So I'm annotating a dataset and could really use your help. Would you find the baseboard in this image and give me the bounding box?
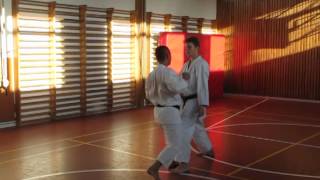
[0,121,16,129]
[224,93,320,104]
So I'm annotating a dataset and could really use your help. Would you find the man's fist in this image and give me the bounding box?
[182,72,190,80]
[199,106,207,120]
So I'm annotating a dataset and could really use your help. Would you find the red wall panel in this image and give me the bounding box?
[159,32,186,73]
[159,32,225,99]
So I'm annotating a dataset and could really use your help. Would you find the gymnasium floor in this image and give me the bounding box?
[0,95,319,180]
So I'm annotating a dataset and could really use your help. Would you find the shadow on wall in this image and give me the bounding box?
[217,0,320,100]
[228,46,320,99]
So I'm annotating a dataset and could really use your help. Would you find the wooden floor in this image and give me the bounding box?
[0,95,320,180]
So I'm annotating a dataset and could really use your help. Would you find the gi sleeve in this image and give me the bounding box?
[196,61,210,106]
[145,74,156,105]
[165,69,188,94]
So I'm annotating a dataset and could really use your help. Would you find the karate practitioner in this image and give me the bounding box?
[145,46,190,180]
[172,37,214,172]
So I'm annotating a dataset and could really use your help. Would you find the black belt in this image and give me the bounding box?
[156,104,180,110]
[182,94,197,106]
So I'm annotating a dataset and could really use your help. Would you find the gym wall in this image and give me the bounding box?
[0,0,218,126]
[217,0,320,100]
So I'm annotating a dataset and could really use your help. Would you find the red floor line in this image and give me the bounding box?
[22,169,221,180]
[224,93,320,104]
[245,111,320,122]
[190,167,249,180]
[0,108,233,156]
[0,126,158,165]
[68,139,248,180]
[233,114,320,125]
[233,115,320,129]
[227,132,320,176]
[196,154,320,179]
[209,129,320,149]
[85,127,158,144]
[207,109,235,116]
[0,120,154,155]
[0,143,83,166]
[207,98,269,129]
[212,122,320,129]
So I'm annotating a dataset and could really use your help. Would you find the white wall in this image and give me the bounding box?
[37,0,217,19]
[146,0,217,19]
[37,0,134,10]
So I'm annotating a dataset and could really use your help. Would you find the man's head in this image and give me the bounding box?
[155,45,171,66]
[185,36,200,58]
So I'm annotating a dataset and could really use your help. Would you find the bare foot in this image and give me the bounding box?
[147,167,161,180]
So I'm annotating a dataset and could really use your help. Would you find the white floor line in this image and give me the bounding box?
[0,126,157,165]
[189,102,320,179]
[203,155,320,179]
[9,95,320,179]
[209,129,320,149]
[0,120,154,155]
[231,113,320,124]
[211,122,320,129]
[191,146,320,179]
[224,93,320,104]
[89,126,157,143]
[258,112,319,122]
[207,98,269,129]
[22,169,219,180]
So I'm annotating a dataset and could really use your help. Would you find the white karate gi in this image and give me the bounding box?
[176,56,212,163]
[145,64,189,168]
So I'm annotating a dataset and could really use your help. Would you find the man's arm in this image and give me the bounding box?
[145,74,156,105]
[145,76,151,100]
[165,69,188,94]
[196,61,210,118]
[196,62,210,107]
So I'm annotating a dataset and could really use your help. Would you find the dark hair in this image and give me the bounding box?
[155,46,170,63]
[186,36,200,48]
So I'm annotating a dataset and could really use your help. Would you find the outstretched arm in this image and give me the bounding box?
[196,62,209,107]
[165,69,188,94]
[145,75,156,105]
[196,62,210,118]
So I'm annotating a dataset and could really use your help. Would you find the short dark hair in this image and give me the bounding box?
[186,36,200,48]
[155,46,170,63]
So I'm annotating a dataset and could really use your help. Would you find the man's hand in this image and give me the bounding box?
[182,72,190,80]
[199,106,207,120]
